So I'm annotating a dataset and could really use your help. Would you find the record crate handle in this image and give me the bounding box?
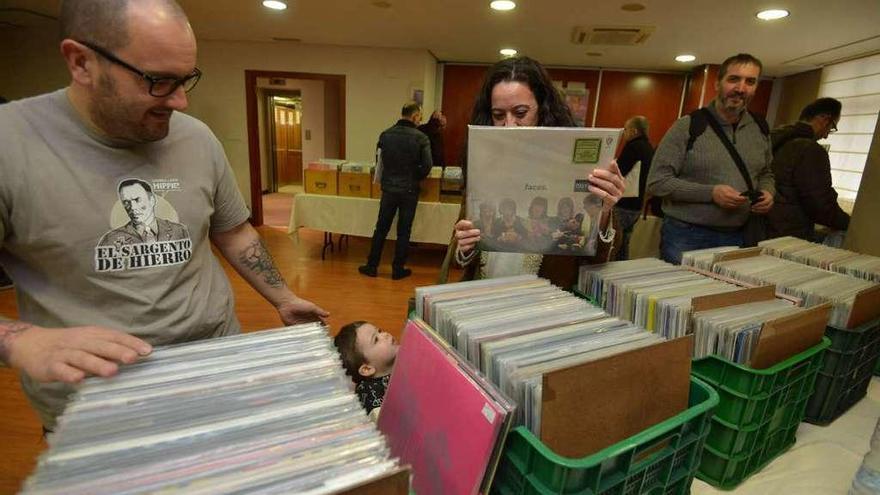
[630,431,681,472]
[778,355,811,381]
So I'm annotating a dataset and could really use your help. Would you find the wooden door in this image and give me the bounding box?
[274,106,303,186]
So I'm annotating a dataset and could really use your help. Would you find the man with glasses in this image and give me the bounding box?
[0,0,328,432]
[767,97,850,241]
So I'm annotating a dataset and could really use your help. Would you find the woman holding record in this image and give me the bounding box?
[440,56,625,288]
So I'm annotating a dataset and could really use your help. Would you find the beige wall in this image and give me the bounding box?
[774,69,822,127]
[0,30,437,210]
[188,40,436,207]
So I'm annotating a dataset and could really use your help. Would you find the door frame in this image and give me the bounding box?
[245,70,346,225]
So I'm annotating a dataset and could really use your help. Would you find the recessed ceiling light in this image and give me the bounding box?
[500,48,518,57]
[621,3,646,11]
[490,1,516,11]
[756,9,790,20]
[262,0,287,10]
[675,54,696,63]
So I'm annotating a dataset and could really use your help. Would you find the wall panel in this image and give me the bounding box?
[594,71,686,146]
[440,64,489,166]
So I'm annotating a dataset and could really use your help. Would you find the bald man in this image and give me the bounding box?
[0,0,328,430]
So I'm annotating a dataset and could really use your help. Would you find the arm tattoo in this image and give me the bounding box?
[238,238,287,289]
[0,321,32,366]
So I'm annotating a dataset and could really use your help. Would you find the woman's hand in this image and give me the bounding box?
[588,160,626,211]
[454,219,481,254]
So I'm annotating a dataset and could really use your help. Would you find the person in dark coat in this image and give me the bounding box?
[418,110,446,168]
[767,97,850,241]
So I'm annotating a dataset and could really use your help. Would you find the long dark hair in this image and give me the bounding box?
[461,57,576,172]
[469,56,575,128]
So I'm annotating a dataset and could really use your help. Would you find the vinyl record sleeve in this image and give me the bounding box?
[466,126,621,256]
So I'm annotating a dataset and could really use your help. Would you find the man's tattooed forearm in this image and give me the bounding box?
[238,239,287,288]
[0,321,33,364]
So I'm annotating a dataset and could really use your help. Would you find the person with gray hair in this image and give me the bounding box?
[767,97,849,240]
[0,0,328,431]
[614,115,657,260]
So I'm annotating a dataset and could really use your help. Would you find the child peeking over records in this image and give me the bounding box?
[333,321,399,421]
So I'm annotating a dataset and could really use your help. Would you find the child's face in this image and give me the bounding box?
[356,323,399,378]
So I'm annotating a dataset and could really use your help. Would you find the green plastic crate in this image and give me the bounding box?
[691,337,830,489]
[805,319,880,424]
[491,377,718,495]
[571,286,600,308]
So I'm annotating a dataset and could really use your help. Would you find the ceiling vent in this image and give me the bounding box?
[571,26,654,46]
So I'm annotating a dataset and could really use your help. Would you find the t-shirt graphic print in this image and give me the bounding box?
[95,177,193,272]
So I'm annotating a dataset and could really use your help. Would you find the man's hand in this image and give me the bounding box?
[712,185,749,209]
[454,219,481,255]
[3,323,151,384]
[277,297,330,326]
[751,190,774,214]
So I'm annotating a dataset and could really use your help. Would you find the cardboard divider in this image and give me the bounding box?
[751,303,831,369]
[334,466,411,495]
[847,285,880,329]
[691,285,776,313]
[713,247,763,263]
[539,336,692,458]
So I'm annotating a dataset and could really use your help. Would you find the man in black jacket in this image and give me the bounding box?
[359,103,432,279]
[614,116,657,260]
[767,97,850,241]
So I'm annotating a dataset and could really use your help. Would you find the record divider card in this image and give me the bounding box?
[691,285,830,369]
[333,467,411,495]
[539,335,692,458]
[847,284,880,328]
[712,247,764,263]
[750,304,831,369]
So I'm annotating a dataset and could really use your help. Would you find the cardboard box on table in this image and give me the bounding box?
[418,167,443,203]
[338,163,374,198]
[304,169,338,195]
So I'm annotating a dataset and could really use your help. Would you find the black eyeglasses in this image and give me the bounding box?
[78,40,202,97]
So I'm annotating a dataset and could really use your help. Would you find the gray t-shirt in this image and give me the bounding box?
[0,89,251,428]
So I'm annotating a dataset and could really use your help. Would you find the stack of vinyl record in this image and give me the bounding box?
[378,318,514,495]
[578,259,742,339]
[760,236,880,283]
[691,299,804,363]
[680,245,741,271]
[712,254,877,328]
[414,275,665,434]
[22,324,400,495]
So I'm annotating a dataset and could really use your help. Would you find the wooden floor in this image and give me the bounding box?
[0,226,458,493]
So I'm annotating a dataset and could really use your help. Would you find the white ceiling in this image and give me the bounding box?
[3,0,880,76]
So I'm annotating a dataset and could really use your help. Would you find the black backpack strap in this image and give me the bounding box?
[748,110,770,137]
[702,108,756,193]
[686,109,708,152]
